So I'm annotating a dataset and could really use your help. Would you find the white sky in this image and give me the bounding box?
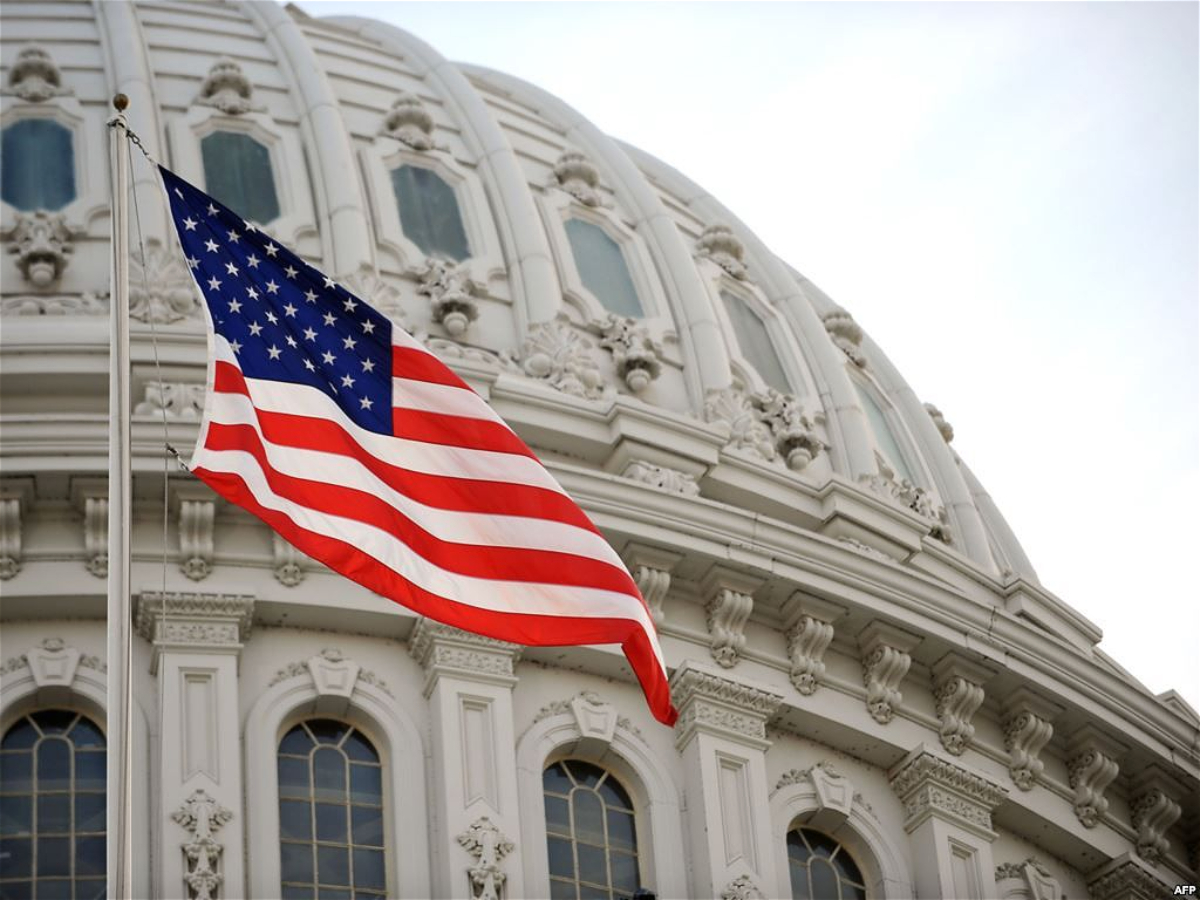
[293,1,1199,711]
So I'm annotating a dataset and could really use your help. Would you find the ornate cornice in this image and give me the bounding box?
[890,746,1008,838]
[1086,852,1170,900]
[670,662,784,751]
[134,591,255,648]
[408,618,521,692]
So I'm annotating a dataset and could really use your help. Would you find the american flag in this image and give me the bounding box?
[160,166,677,725]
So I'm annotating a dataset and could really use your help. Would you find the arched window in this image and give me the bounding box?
[277,719,386,899]
[787,827,866,900]
[722,291,791,393]
[564,218,644,318]
[853,382,916,483]
[543,759,640,900]
[391,164,470,261]
[0,710,106,900]
[1,119,76,211]
[200,130,280,224]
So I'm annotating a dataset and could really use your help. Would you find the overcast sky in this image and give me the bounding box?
[294,1,1199,710]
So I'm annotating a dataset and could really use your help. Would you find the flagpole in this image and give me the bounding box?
[106,92,134,900]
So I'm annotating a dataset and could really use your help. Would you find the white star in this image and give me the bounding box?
[285,265,298,279]
[229,339,242,354]
[245,221,259,233]
[225,261,239,276]
[247,254,260,269]
[207,203,218,216]
[227,230,240,243]
[267,345,282,360]
[303,327,318,342]
[323,276,335,289]
[323,312,337,326]
[207,276,221,291]
[343,297,358,312]
[283,303,298,317]
[204,239,219,253]
[285,334,298,348]
[266,280,279,295]
[265,243,278,257]
[341,374,355,388]
[248,321,264,336]
[173,187,183,199]
[359,396,373,410]
[247,287,259,300]
[342,336,357,350]
[265,311,279,324]
[228,299,242,313]
[182,217,197,231]
[361,358,375,373]
[322,350,336,365]
[186,256,200,270]
[303,358,316,371]
[304,289,317,304]
[361,320,375,334]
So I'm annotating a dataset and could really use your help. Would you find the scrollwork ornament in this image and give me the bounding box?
[130,241,200,324]
[416,257,480,337]
[503,320,608,400]
[590,313,662,392]
[457,817,514,900]
[172,789,233,900]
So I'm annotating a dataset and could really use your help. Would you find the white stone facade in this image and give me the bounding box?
[0,3,1196,898]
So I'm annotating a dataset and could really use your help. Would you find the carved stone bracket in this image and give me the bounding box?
[552,150,606,207]
[994,858,1061,900]
[704,385,825,471]
[82,494,108,578]
[6,211,77,288]
[1001,687,1061,790]
[272,533,307,587]
[720,874,765,900]
[409,617,522,693]
[134,592,255,658]
[4,46,70,102]
[382,91,438,151]
[1086,851,1171,900]
[0,492,24,580]
[702,567,761,669]
[503,318,608,400]
[696,224,748,281]
[172,788,234,900]
[924,403,955,443]
[195,57,258,115]
[179,495,216,580]
[457,816,514,900]
[622,542,682,628]
[589,313,663,392]
[669,661,784,752]
[417,257,480,337]
[889,746,1008,838]
[135,381,207,419]
[1130,767,1183,864]
[780,593,845,696]
[858,621,920,724]
[930,652,995,756]
[130,241,200,324]
[621,460,700,498]
[821,305,866,367]
[1067,725,1125,828]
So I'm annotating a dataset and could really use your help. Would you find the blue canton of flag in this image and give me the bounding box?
[160,166,393,434]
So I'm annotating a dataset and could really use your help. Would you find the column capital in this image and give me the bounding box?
[889,744,1008,840]
[408,617,522,693]
[669,661,784,751]
[1086,851,1171,900]
[134,591,254,662]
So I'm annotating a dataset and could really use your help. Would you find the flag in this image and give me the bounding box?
[158,166,677,725]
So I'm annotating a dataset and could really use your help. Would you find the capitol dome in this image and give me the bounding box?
[0,3,1195,899]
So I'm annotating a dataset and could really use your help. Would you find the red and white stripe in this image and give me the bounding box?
[191,331,677,725]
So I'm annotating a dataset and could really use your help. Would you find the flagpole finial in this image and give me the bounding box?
[112,93,129,112]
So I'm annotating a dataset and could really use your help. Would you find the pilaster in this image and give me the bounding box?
[136,590,254,900]
[670,661,784,899]
[409,618,523,900]
[889,744,1008,900]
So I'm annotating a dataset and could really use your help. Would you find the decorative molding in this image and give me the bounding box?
[195,57,258,115]
[703,385,824,471]
[858,621,920,724]
[382,91,438,151]
[1,638,103,678]
[417,257,480,337]
[267,647,393,698]
[623,542,681,628]
[720,874,765,900]
[695,224,748,280]
[409,618,521,692]
[704,385,776,462]
[4,46,70,102]
[134,381,207,419]
[1130,768,1183,864]
[994,858,1060,900]
[171,789,234,900]
[179,497,216,580]
[457,816,514,900]
[703,567,760,669]
[503,319,607,400]
[130,241,200,324]
[1,290,108,316]
[0,494,23,580]
[1086,852,1170,900]
[552,150,606,207]
[889,747,1008,837]
[339,267,408,324]
[1067,725,1125,828]
[924,403,955,443]
[780,593,844,696]
[530,691,643,746]
[1001,687,1061,790]
[821,305,866,367]
[621,460,700,498]
[82,494,108,577]
[590,313,663,392]
[272,533,307,587]
[836,536,894,563]
[669,662,784,751]
[134,591,255,648]
[930,652,994,756]
[425,336,509,370]
[858,460,950,543]
[773,762,857,824]
[5,211,77,288]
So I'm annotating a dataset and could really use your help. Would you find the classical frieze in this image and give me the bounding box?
[621,460,700,498]
[6,211,76,287]
[821,306,866,367]
[931,652,994,756]
[858,621,920,724]
[591,313,663,393]
[382,91,438,151]
[890,747,1008,836]
[457,816,514,900]
[172,789,233,900]
[1001,687,1061,790]
[503,319,608,400]
[417,257,481,337]
[695,224,749,281]
[552,150,606,207]
[4,46,69,102]
[1067,725,1125,828]
[195,57,258,115]
[781,594,844,696]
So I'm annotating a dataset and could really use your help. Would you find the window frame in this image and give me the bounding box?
[850,370,931,489]
[199,129,283,227]
[709,276,811,398]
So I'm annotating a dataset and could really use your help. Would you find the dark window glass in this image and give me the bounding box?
[564,218,643,317]
[390,164,470,261]
[201,130,281,224]
[278,721,385,897]
[1,119,76,211]
[787,827,866,900]
[722,290,791,393]
[543,760,641,900]
[0,711,106,899]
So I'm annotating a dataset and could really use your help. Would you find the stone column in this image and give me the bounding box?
[889,744,1008,900]
[670,661,784,899]
[136,591,254,900]
[409,618,523,900]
